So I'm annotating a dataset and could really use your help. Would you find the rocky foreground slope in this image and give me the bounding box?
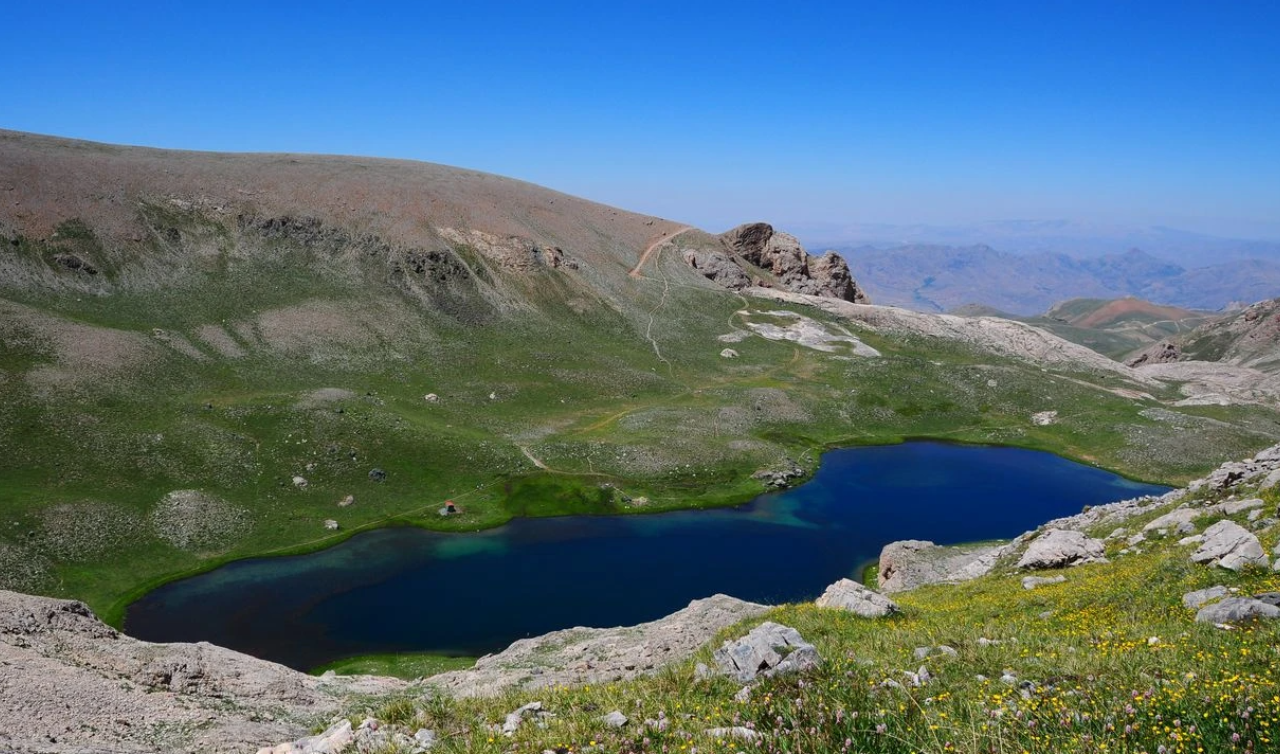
[5,443,1280,753]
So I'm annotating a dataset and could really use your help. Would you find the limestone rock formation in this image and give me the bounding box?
[814,578,900,617]
[1195,597,1280,624]
[877,539,1008,593]
[682,222,868,303]
[429,594,768,697]
[1016,529,1108,570]
[0,589,403,754]
[1190,520,1269,571]
[711,621,821,683]
[1125,340,1181,367]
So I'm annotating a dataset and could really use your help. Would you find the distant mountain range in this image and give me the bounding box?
[799,219,1280,268]
[831,244,1280,315]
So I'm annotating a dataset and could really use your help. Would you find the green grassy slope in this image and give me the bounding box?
[1,132,1277,626]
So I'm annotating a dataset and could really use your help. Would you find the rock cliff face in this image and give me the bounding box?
[682,222,868,303]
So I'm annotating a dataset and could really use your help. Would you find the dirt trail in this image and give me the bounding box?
[519,445,550,470]
[630,226,693,277]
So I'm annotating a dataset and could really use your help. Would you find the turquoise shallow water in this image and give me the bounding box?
[125,441,1167,669]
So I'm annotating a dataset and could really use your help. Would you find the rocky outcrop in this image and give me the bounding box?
[682,223,868,303]
[877,539,1010,593]
[1125,340,1181,367]
[1016,529,1108,570]
[1190,520,1268,571]
[0,589,403,754]
[429,594,768,697]
[710,622,821,683]
[814,578,899,617]
[683,248,751,290]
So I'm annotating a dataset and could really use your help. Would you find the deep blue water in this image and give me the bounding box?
[125,442,1166,669]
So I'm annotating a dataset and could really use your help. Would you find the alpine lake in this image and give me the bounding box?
[125,441,1168,670]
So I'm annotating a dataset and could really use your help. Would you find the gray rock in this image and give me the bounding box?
[683,248,752,290]
[413,729,437,750]
[1195,597,1280,624]
[711,622,821,683]
[1174,521,1198,535]
[430,594,768,697]
[0,589,404,754]
[1177,535,1205,546]
[718,223,867,302]
[502,701,545,735]
[733,685,752,703]
[1259,469,1280,490]
[1182,586,1229,609]
[705,726,761,742]
[1016,529,1107,570]
[1022,575,1066,590]
[1191,520,1269,571]
[368,468,387,482]
[1254,592,1280,607]
[877,539,1008,593]
[1212,498,1265,515]
[719,348,739,359]
[1126,533,1147,547]
[1143,507,1199,533]
[601,710,628,728]
[814,578,900,617]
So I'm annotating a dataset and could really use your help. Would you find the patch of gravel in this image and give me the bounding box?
[36,501,146,561]
[150,490,252,551]
[0,541,53,592]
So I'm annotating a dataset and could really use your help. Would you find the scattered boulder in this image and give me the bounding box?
[1190,521,1268,571]
[502,701,547,735]
[1195,597,1280,624]
[720,348,739,359]
[323,519,339,531]
[337,495,354,508]
[1016,529,1107,570]
[814,578,899,617]
[423,393,440,402]
[291,476,308,489]
[600,710,628,728]
[1031,410,1058,426]
[877,539,1007,593]
[368,468,387,482]
[1253,592,1280,607]
[711,622,821,683]
[1182,585,1229,609]
[1022,575,1066,590]
[257,720,352,754]
[1142,507,1199,534]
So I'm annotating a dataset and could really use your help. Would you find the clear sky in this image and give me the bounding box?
[4,1,1278,239]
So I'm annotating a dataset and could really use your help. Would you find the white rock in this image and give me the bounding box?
[1191,520,1269,571]
[720,348,739,358]
[1016,529,1107,570]
[1022,575,1066,590]
[815,578,900,617]
[1182,586,1229,609]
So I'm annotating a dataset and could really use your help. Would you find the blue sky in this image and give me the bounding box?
[4,1,1278,239]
